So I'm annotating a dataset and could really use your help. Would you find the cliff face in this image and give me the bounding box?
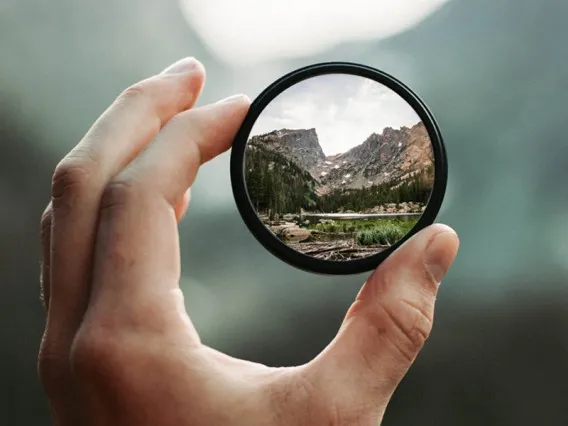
[247,122,434,195]
[247,128,325,175]
[315,122,433,193]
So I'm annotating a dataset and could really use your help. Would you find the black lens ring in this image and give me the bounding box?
[230,62,447,275]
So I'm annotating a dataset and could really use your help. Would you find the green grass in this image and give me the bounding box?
[356,224,402,246]
[309,218,414,233]
[307,218,418,246]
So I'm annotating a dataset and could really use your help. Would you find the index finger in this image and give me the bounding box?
[87,96,250,308]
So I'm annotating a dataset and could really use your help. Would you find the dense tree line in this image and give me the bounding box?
[245,145,319,215]
[245,144,435,214]
[318,164,434,212]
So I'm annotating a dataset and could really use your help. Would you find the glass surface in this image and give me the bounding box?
[245,73,435,261]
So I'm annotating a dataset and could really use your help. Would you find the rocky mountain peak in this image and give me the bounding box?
[313,122,432,194]
[248,128,325,173]
[247,122,433,196]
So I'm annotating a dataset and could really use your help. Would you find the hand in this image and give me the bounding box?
[38,57,460,426]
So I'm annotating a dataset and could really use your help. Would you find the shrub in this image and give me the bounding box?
[356,223,407,246]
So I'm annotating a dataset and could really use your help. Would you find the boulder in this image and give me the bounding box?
[271,222,297,234]
[281,227,312,242]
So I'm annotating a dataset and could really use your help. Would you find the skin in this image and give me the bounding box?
[38,57,460,426]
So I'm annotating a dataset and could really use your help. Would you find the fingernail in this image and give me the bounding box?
[215,94,250,104]
[162,57,200,74]
[423,228,458,283]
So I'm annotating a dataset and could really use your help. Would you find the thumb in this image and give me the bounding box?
[305,224,459,417]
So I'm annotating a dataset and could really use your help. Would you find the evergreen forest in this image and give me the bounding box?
[245,144,434,215]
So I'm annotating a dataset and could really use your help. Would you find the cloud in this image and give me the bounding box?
[250,73,420,155]
[179,0,451,65]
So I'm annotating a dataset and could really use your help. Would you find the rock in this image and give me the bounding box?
[281,227,312,242]
[271,222,297,234]
[248,128,325,174]
[283,214,296,221]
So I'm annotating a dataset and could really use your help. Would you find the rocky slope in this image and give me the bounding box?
[247,122,433,195]
[247,128,325,175]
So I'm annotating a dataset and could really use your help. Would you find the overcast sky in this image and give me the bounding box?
[180,0,451,65]
[250,73,421,156]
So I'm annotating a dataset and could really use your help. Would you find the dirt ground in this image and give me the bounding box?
[287,239,388,261]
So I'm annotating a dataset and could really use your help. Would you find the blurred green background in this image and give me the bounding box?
[2,0,568,424]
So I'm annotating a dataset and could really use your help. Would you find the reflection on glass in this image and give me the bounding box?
[245,74,434,261]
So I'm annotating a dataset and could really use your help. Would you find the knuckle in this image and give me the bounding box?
[37,336,69,392]
[39,278,48,311]
[70,325,122,378]
[99,180,137,215]
[51,160,93,204]
[40,205,53,238]
[403,300,433,346]
[380,298,433,360]
[119,81,151,105]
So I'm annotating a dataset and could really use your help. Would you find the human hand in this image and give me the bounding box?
[38,57,459,426]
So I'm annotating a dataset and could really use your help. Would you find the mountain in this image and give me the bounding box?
[315,122,433,193]
[245,142,320,214]
[246,128,325,175]
[247,122,434,196]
